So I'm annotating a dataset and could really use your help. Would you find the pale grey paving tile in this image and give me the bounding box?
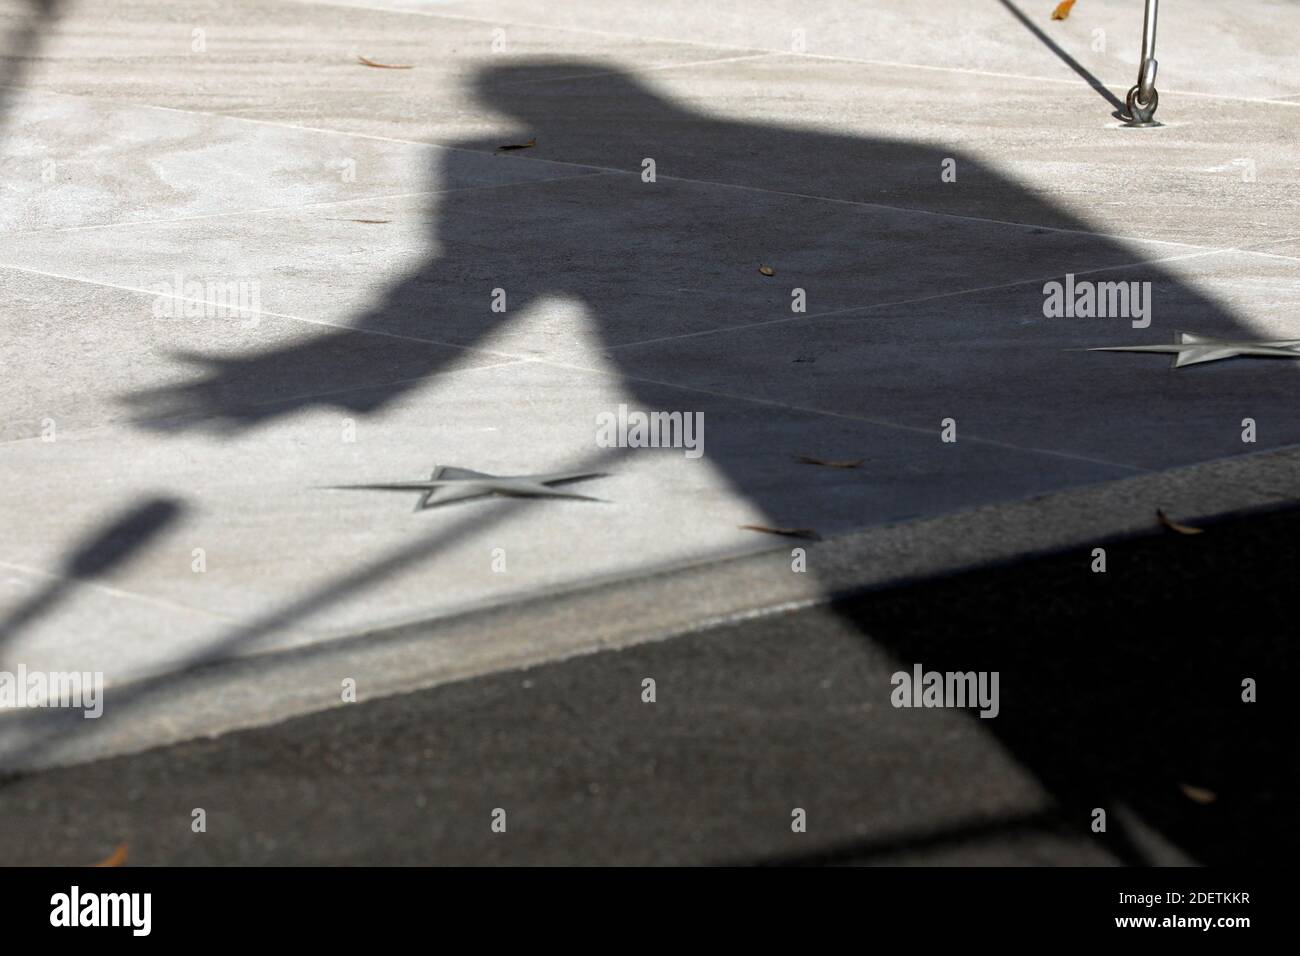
[0,86,597,233]
[609,249,1300,471]
[4,0,763,134]
[1253,236,1300,260]
[0,560,234,682]
[418,0,1300,100]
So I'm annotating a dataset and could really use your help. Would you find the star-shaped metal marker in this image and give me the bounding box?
[1089,331,1300,368]
[334,466,608,510]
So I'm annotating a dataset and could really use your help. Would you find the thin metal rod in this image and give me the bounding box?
[1127,0,1160,121]
[1140,0,1159,65]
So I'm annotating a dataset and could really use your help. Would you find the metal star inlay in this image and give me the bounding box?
[1089,331,1300,368]
[335,466,608,510]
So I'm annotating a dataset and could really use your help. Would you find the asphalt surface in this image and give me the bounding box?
[2,500,1289,866]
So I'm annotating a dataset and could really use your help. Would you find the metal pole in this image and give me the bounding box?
[1126,0,1160,124]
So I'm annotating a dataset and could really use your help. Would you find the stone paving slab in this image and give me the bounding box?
[340,0,1300,101]
[0,88,575,233]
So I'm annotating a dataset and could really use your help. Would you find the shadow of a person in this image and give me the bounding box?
[125,61,1290,481]
[118,61,1289,864]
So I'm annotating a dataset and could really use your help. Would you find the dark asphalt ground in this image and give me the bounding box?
[1,502,1292,866]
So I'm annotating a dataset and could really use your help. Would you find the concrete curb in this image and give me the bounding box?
[4,443,1298,772]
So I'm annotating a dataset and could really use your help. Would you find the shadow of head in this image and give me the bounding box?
[458,57,965,199]
[470,59,682,113]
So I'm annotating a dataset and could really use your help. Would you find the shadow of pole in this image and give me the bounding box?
[996,0,1128,117]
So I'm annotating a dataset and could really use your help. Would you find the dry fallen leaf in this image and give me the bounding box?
[1179,783,1217,805]
[325,218,392,224]
[497,138,537,151]
[357,55,413,70]
[92,843,128,867]
[1051,0,1077,21]
[758,265,775,277]
[739,524,821,541]
[795,454,865,469]
[1157,508,1203,535]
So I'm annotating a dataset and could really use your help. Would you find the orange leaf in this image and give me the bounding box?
[357,55,412,70]
[92,843,128,867]
[1051,0,1077,20]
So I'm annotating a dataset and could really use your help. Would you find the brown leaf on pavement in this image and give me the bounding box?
[1179,783,1217,805]
[1157,508,1203,535]
[357,55,413,69]
[497,138,537,151]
